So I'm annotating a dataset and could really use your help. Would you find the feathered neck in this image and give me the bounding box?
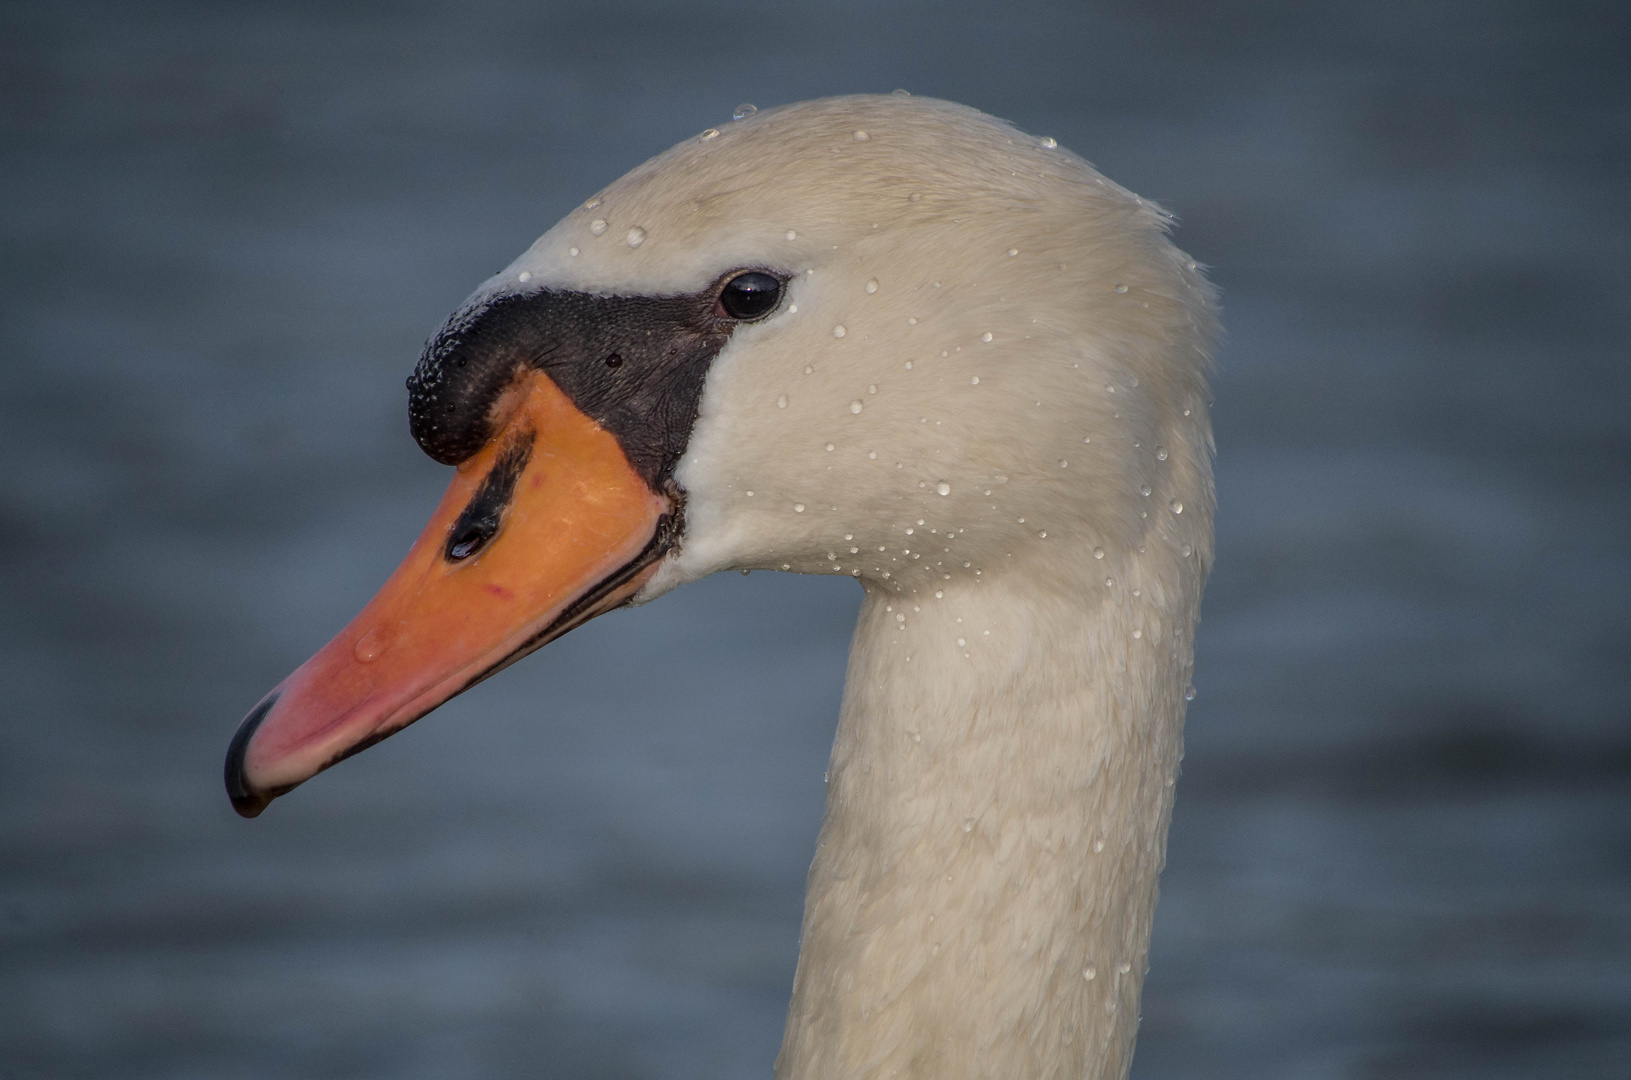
[776,539,1198,1080]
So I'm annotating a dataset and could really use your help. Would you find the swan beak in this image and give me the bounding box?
[225,372,674,818]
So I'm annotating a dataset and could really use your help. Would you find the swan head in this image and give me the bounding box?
[225,94,1216,816]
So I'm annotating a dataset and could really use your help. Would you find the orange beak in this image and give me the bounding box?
[226,372,673,817]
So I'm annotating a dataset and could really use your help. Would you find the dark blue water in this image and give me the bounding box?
[2,3,1627,1077]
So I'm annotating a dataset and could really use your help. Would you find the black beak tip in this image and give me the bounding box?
[225,692,278,819]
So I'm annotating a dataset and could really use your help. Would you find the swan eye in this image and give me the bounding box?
[718,272,782,320]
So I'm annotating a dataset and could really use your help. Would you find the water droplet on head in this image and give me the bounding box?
[1058,459,1068,468]
[625,226,646,248]
[1139,484,1151,497]
[1007,248,1019,257]
[1105,577,1115,587]
[1184,685,1197,701]
[1084,965,1096,979]
[892,88,911,97]
[584,197,602,210]
[589,218,608,236]
[865,278,878,294]
[981,332,994,342]
[1114,284,1128,294]
[825,442,834,451]
[793,503,805,513]
[833,325,847,338]
[970,376,979,385]
[853,130,870,141]
[701,128,720,140]
[776,394,788,408]
[1093,547,1105,559]
[1169,499,1183,514]
[956,638,967,647]
[936,481,951,496]
[732,103,757,120]
[850,400,864,414]
[1181,544,1193,558]
[786,229,797,240]
[568,247,579,257]
[867,384,877,394]
[1155,445,1168,461]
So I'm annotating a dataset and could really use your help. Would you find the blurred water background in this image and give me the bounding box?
[2,2,1628,1077]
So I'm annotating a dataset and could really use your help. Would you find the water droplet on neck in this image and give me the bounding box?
[853,130,870,141]
[981,331,994,342]
[589,219,608,236]
[732,103,757,120]
[1155,445,1168,461]
[776,394,788,408]
[625,226,646,247]
[1093,547,1105,559]
[850,400,864,414]
[1140,484,1151,497]
[865,278,878,293]
[1184,685,1197,701]
[833,325,847,338]
[700,128,720,140]
[936,481,951,496]
[1041,136,1058,149]
[1181,544,1193,557]
[1169,499,1183,514]
[1114,284,1128,294]
[793,503,805,513]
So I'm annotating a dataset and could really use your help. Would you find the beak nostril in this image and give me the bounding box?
[444,435,533,563]
[447,520,497,560]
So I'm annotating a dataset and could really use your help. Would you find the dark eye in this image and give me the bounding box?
[718,272,782,320]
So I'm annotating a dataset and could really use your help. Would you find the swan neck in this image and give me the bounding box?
[775,561,1195,1080]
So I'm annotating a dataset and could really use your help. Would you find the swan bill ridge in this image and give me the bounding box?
[224,273,767,817]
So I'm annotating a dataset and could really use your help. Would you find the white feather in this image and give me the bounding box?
[508,94,1216,1080]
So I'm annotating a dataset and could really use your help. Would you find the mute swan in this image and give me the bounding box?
[226,94,1217,1080]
